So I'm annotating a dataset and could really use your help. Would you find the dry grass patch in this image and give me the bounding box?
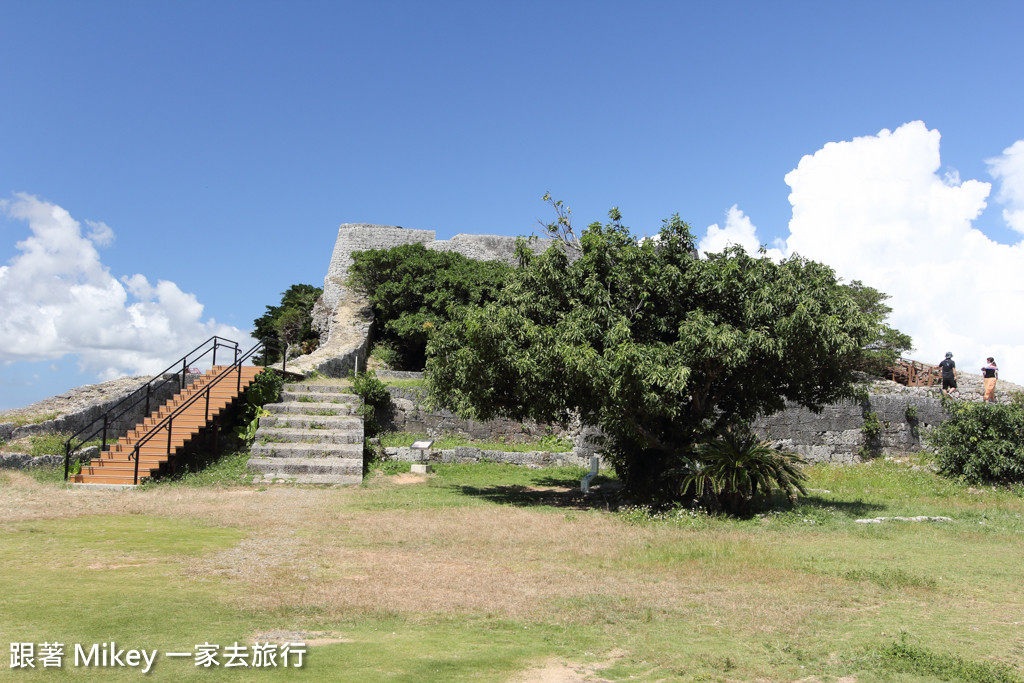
[3,462,1024,679]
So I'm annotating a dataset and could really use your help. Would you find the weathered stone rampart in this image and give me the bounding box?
[752,393,945,464]
[0,373,194,445]
[291,223,555,376]
[377,378,962,465]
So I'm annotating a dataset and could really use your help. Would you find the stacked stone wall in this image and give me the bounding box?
[0,373,193,445]
[384,386,571,444]
[752,394,945,464]
[381,382,963,465]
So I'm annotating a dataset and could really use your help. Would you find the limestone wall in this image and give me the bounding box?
[0,373,193,446]
[381,381,957,465]
[752,394,946,464]
[293,223,555,377]
[384,385,571,444]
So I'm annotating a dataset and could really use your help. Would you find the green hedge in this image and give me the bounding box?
[928,400,1024,485]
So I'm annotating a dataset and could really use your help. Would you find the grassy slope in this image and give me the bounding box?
[0,458,1021,682]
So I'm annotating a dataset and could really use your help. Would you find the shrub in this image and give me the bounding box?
[862,410,882,439]
[350,370,392,437]
[348,243,511,369]
[235,369,284,446]
[369,341,401,369]
[681,426,808,516]
[928,401,1024,485]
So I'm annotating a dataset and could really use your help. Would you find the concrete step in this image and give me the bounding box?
[250,472,363,485]
[250,442,363,459]
[247,455,363,484]
[255,427,363,445]
[258,414,362,430]
[247,456,363,476]
[265,402,359,416]
[283,383,354,394]
[279,390,360,405]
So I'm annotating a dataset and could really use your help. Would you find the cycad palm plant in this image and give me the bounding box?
[683,426,808,516]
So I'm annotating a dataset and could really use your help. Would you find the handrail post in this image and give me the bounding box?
[212,339,218,368]
[205,386,210,422]
[145,383,151,417]
[133,444,141,486]
[181,358,187,391]
[167,417,173,458]
[64,442,70,482]
[101,415,108,451]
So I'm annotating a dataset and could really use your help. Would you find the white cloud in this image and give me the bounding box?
[987,140,1024,235]
[0,193,248,380]
[699,205,785,261]
[700,122,1024,384]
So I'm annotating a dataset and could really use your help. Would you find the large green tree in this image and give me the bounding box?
[348,243,511,369]
[426,211,878,501]
[843,280,913,375]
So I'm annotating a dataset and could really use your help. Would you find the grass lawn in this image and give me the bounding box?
[1,456,1022,681]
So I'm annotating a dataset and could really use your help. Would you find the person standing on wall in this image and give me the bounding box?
[982,357,998,402]
[939,352,957,397]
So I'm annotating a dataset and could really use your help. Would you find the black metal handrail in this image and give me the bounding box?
[63,336,240,480]
[124,340,268,485]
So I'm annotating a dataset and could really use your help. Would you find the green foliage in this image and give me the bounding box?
[427,201,876,502]
[904,404,918,421]
[874,635,1022,682]
[369,340,402,369]
[149,448,256,487]
[861,411,882,439]
[348,243,511,369]
[376,430,573,453]
[928,400,1024,485]
[247,368,285,407]
[235,369,284,446]
[0,432,100,457]
[1,411,58,428]
[252,283,322,364]
[350,370,392,437]
[28,433,71,457]
[843,280,913,375]
[679,427,808,516]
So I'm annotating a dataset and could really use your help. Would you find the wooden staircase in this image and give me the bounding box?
[72,365,264,486]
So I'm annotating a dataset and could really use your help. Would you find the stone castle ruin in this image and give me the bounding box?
[289,223,554,377]
[4,223,1015,472]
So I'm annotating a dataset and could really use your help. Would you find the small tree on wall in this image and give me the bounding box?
[253,284,322,365]
[347,243,511,369]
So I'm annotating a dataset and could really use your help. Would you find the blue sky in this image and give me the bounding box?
[2,1,1023,411]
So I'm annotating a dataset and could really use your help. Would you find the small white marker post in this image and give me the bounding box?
[411,439,434,474]
[581,456,600,493]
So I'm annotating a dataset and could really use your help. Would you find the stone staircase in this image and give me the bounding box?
[247,383,364,484]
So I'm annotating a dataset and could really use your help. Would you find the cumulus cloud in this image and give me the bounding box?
[699,204,785,261]
[699,122,1024,384]
[0,193,248,379]
[988,139,1024,235]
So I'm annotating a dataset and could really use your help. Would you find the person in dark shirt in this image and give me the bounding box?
[981,357,998,402]
[938,352,957,396]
